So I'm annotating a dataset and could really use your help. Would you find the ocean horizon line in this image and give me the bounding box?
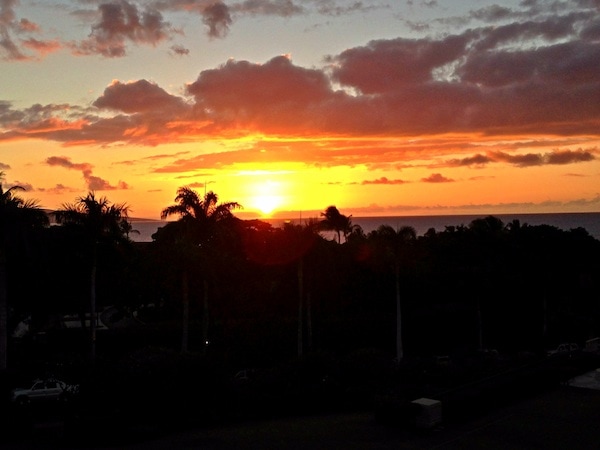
[129,211,600,242]
[129,210,600,222]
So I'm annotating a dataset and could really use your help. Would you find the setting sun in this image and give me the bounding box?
[254,195,279,216]
[1,1,599,221]
[250,180,283,216]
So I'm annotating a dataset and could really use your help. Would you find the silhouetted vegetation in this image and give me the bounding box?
[2,187,600,445]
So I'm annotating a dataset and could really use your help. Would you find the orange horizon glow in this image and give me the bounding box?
[2,1,599,221]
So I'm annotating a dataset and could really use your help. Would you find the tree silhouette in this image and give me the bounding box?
[320,206,353,243]
[280,219,322,357]
[53,192,131,366]
[369,224,417,362]
[468,216,506,351]
[0,174,49,371]
[159,187,241,354]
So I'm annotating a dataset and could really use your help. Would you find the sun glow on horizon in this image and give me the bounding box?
[249,179,285,217]
[254,195,280,215]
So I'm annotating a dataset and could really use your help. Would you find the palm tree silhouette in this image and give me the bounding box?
[320,206,353,243]
[369,224,417,363]
[159,187,241,353]
[53,192,131,366]
[0,173,49,371]
[281,218,321,357]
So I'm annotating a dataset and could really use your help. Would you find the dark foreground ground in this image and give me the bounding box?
[4,383,600,449]
[3,351,600,449]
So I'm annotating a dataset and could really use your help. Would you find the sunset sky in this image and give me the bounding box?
[1,0,599,220]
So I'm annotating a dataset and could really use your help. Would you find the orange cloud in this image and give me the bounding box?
[46,156,129,191]
[422,173,454,183]
[491,149,596,167]
[94,79,187,114]
[21,38,61,56]
[362,177,407,185]
[1,4,599,170]
[37,184,80,194]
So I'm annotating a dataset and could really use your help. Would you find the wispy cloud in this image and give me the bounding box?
[70,1,173,57]
[422,173,453,183]
[37,183,80,194]
[0,0,60,60]
[492,149,596,167]
[362,177,407,185]
[169,44,189,56]
[46,156,129,191]
[437,148,596,168]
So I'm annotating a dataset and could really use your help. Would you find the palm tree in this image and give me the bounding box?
[320,206,353,243]
[468,216,506,351]
[0,174,49,371]
[53,192,131,365]
[159,187,241,354]
[369,224,417,363]
[281,218,322,357]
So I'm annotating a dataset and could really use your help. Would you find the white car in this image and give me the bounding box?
[10,378,79,406]
[547,343,579,357]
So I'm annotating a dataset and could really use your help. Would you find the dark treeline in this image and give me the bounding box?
[5,190,600,367]
[2,184,600,441]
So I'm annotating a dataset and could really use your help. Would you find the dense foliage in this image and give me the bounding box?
[6,199,600,367]
[2,188,600,444]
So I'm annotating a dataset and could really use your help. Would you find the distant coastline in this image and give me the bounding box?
[129,211,600,242]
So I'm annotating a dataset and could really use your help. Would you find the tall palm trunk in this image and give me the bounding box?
[297,257,304,358]
[307,292,312,353]
[476,297,483,351]
[395,263,403,362]
[0,247,7,372]
[89,245,97,366]
[181,270,189,354]
[542,295,548,343]
[202,279,209,355]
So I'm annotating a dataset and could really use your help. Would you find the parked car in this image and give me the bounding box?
[547,343,579,357]
[583,337,600,354]
[9,378,80,406]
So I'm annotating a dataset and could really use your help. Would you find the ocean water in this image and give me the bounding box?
[130,212,600,242]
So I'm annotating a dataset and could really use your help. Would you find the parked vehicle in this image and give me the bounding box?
[9,378,80,406]
[583,337,600,354]
[547,343,579,357]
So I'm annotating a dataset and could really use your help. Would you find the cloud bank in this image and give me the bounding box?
[1,0,599,175]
